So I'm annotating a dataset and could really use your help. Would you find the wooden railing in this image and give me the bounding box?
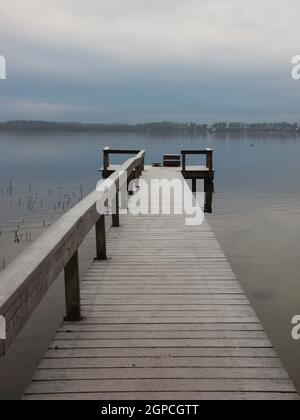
[0,150,145,356]
[181,149,214,176]
[103,147,145,178]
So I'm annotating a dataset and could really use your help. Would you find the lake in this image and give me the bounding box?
[0,131,300,398]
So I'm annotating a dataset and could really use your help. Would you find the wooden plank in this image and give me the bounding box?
[33,367,289,381]
[62,317,260,324]
[81,284,243,290]
[83,277,238,281]
[83,280,239,285]
[25,378,296,394]
[49,338,273,349]
[58,322,264,332]
[38,357,284,369]
[81,292,246,296]
[81,290,245,296]
[54,331,267,340]
[23,392,300,401]
[43,347,279,358]
[81,307,256,315]
[80,310,257,318]
[82,297,247,304]
[79,298,251,305]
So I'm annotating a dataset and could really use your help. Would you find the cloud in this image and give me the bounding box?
[0,0,300,122]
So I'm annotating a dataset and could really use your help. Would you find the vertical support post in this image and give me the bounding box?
[112,184,120,227]
[64,251,81,322]
[103,147,110,178]
[204,179,213,213]
[95,215,107,260]
[135,165,141,179]
[128,172,134,196]
[192,178,197,193]
[206,149,213,178]
[134,162,142,189]
[182,152,186,174]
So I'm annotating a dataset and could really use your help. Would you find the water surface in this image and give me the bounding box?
[0,131,300,398]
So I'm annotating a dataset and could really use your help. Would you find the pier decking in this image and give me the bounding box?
[0,149,298,400]
[24,167,298,400]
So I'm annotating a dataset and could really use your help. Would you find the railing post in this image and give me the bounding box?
[95,215,107,260]
[182,152,186,173]
[206,148,213,177]
[64,251,81,322]
[127,172,134,196]
[112,183,120,227]
[135,164,141,179]
[103,147,110,178]
[204,179,213,213]
[134,162,142,189]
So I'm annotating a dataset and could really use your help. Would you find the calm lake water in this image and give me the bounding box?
[0,131,300,398]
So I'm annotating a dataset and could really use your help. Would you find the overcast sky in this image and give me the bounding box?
[0,0,299,123]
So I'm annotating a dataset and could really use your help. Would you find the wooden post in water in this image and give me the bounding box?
[95,215,107,260]
[206,148,213,178]
[192,178,197,193]
[141,156,145,171]
[64,251,81,322]
[181,152,187,174]
[204,179,213,213]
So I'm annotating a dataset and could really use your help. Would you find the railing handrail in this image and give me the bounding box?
[0,150,145,355]
[181,149,213,174]
[105,148,142,154]
[181,149,212,155]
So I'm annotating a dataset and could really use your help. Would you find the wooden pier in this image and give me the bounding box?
[0,149,298,400]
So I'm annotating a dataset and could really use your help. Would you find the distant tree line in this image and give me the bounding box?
[0,120,300,135]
